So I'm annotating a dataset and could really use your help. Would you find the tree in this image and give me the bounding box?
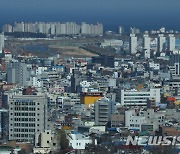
[57,129,69,153]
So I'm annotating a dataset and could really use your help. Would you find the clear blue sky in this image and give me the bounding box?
[1,0,180,31]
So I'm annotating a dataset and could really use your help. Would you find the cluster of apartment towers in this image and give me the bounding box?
[130,33,175,58]
[3,22,103,36]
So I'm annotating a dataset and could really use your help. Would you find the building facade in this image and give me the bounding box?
[143,34,151,59]
[121,88,160,106]
[158,34,166,53]
[130,34,137,54]
[8,95,48,143]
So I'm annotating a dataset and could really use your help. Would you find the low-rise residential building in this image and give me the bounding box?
[67,132,97,150]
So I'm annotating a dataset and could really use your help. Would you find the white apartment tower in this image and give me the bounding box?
[3,24,13,33]
[130,34,137,54]
[13,22,25,32]
[6,62,30,86]
[81,22,103,35]
[118,26,124,34]
[158,34,166,53]
[55,23,66,35]
[143,34,151,59]
[168,34,175,52]
[0,33,4,54]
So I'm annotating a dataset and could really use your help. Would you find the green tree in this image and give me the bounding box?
[57,129,69,152]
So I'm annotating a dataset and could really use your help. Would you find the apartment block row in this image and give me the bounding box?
[3,22,103,35]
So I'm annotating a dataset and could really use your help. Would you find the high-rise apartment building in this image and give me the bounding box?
[3,24,13,33]
[4,22,103,36]
[167,34,175,52]
[50,23,56,35]
[0,33,4,54]
[6,61,30,86]
[13,22,25,32]
[8,94,48,143]
[81,22,103,35]
[24,23,37,33]
[65,22,80,35]
[55,23,66,35]
[37,22,44,33]
[130,27,140,34]
[143,34,151,59]
[118,26,125,35]
[158,34,166,53]
[130,34,137,54]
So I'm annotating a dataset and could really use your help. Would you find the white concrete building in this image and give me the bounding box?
[129,34,137,54]
[121,88,161,106]
[68,132,97,150]
[149,62,160,70]
[125,110,146,131]
[125,109,164,131]
[34,130,57,154]
[36,67,48,75]
[167,34,175,52]
[28,76,43,87]
[118,26,124,34]
[38,22,44,33]
[0,33,4,54]
[3,24,13,33]
[67,22,80,35]
[143,34,151,59]
[55,23,66,35]
[81,22,103,35]
[101,39,123,48]
[50,23,56,35]
[8,95,48,143]
[158,34,166,53]
[13,22,25,32]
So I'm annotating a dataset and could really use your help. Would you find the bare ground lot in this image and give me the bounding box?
[5,38,99,58]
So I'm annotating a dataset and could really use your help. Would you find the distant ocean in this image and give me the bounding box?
[176,39,180,47]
